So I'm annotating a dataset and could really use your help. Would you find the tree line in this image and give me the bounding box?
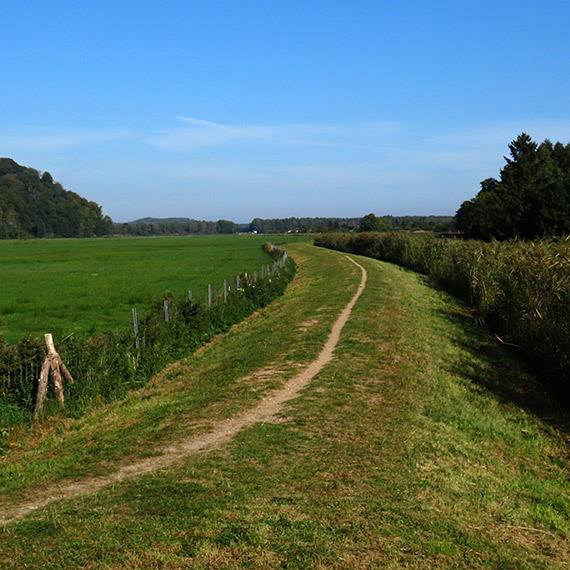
[0,158,113,239]
[115,215,455,236]
[114,216,364,235]
[113,218,246,236]
[456,133,570,240]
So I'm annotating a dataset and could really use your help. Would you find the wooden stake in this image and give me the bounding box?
[132,308,140,349]
[34,333,74,420]
[35,359,51,419]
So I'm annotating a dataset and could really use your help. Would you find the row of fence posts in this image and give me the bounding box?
[131,248,289,352]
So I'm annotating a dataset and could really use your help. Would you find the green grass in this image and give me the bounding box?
[0,234,310,344]
[0,244,568,568]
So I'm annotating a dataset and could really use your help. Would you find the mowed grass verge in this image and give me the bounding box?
[0,234,310,344]
[1,244,569,568]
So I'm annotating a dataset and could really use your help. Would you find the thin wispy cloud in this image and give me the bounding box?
[144,117,269,148]
[0,127,133,153]
[143,117,406,151]
[414,120,570,176]
[164,161,429,192]
[423,120,570,154]
[4,118,566,177]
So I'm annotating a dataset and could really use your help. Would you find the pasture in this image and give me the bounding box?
[0,234,309,344]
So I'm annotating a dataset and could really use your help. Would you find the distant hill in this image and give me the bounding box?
[0,158,113,239]
[128,217,194,224]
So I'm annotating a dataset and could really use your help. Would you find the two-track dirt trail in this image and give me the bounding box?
[0,255,366,526]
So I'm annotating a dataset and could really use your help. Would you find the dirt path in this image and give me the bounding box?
[0,255,367,526]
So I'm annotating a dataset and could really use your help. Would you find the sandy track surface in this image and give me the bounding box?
[0,255,366,525]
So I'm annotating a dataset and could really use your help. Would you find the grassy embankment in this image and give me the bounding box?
[0,243,569,568]
[0,234,310,345]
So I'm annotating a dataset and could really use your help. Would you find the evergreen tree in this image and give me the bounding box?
[456,134,570,239]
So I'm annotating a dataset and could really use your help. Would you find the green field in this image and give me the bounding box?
[0,234,309,344]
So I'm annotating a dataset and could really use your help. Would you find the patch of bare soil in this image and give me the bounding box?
[297,318,319,332]
[0,256,366,525]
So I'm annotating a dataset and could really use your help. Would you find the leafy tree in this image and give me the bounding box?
[456,178,503,239]
[359,213,391,232]
[376,216,392,231]
[359,213,379,232]
[216,219,236,234]
[0,158,112,238]
[40,171,53,184]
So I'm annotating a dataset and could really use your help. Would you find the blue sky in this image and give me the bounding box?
[2,1,570,222]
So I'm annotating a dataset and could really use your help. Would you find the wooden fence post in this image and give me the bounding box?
[35,358,51,419]
[132,307,141,362]
[34,334,74,420]
[132,308,140,350]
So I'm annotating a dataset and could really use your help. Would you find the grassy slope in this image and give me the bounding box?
[0,244,569,568]
[0,234,310,344]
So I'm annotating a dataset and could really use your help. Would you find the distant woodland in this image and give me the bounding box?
[116,215,455,236]
[0,158,112,239]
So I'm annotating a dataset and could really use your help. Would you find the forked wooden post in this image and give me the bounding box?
[34,333,74,420]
